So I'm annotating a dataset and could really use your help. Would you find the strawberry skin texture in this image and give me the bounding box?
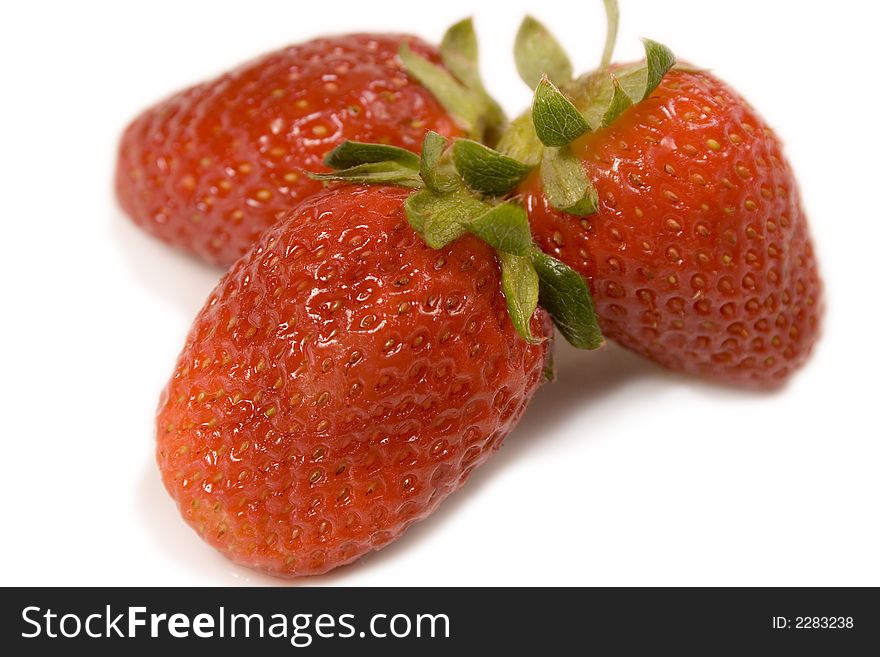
[116,35,462,266]
[523,69,822,386]
[156,185,550,577]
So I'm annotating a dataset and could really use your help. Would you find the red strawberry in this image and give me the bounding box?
[117,25,501,266]
[494,14,823,386]
[156,184,552,576]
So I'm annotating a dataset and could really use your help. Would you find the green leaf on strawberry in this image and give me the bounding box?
[404,185,483,249]
[539,146,598,216]
[582,40,677,129]
[601,75,633,127]
[532,251,603,349]
[532,77,591,147]
[439,18,483,91]
[467,202,534,257]
[496,114,544,167]
[514,16,573,89]
[512,8,675,139]
[309,161,423,187]
[419,131,457,193]
[438,18,507,145]
[400,20,506,145]
[452,139,534,195]
[399,43,483,135]
[499,252,541,344]
[323,141,421,170]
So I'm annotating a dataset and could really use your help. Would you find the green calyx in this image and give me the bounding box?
[310,2,684,350]
[502,1,676,216]
[400,18,506,145]
[309,142,424,188]
[578,39,676,129]
[312,134,603,350]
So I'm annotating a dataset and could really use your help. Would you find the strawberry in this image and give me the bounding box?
[480,4,823,386]
[156,139,601,575]
[520,70,822,385]
[117,21,503,266]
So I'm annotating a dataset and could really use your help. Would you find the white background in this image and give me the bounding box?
[2,0,878,586]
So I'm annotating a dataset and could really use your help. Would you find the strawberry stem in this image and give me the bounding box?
[600,0,620,70]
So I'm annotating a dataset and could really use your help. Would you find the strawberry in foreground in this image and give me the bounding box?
[117,21,502,266]
[463,2,821,386]
[156,139,600,576]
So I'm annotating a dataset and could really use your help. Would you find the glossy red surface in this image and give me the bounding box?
[116,35,462,265]
[157,185,550,576]
[524,69,822,385]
